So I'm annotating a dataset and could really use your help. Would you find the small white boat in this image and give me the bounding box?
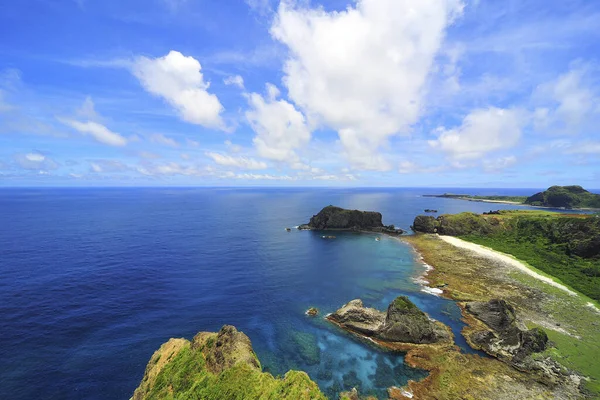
[375,237,380,241]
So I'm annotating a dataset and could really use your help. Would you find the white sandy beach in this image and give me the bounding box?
[438,235,578,295]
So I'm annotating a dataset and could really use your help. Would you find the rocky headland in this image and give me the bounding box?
[298,205,403,234]
[132,325,325,400]
[525,186,600,209]
[422,185,600,210]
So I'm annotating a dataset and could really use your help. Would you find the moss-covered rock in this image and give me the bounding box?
[328,296,451,345]
[132,325,326,400]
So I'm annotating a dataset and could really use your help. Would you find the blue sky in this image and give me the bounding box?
[0,0,599,187]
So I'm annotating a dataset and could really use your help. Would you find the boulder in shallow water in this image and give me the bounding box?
[328,296,451,345]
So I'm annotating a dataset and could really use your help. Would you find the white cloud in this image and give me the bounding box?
[77,96,101,121]
[149,133,179,147]
[483,156,517,172]
[429,107,523,159]
[533,65,598,135]
[59,118,128,146]
[15,153,59,171]
[245,84,311,164]
[271,0,464,170]
[223,75,245,89]
[137,162,206,177]
[132,51,225,129]
[205,152,268,170]
[233,173,293,181]
[89,159,129,173]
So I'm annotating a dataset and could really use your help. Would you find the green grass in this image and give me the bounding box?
[461,230,600,302]
[416,210,600,301]
[145,343,326,400]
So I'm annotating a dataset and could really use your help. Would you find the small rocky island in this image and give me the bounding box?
[327,296,451,345]
[298,205,403,234]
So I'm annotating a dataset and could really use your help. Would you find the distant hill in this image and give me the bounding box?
[524,186,600,209]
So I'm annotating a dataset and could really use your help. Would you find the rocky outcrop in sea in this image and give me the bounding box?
[298,206,403,234]
[327,296,451,345]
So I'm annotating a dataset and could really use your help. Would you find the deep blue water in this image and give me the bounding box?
[0,187,584,399]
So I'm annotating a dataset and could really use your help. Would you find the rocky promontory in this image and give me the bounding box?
[327,296,451,345]
[298,206,403,234]
[133,325,325,400]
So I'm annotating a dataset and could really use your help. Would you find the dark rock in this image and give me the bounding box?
[328,296,450,345]
[411,215,438,233]
[327,299,386,336]
[464,299,549,367]
[465,299,517,333]
[342,371,361,391]
[306,307,319,316]
[377,296,450,344]
[300,206,404,234]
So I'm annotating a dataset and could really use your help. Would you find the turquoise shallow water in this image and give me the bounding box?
[0,187,559,399]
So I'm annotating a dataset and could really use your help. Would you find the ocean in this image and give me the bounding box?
[0,187,559,399]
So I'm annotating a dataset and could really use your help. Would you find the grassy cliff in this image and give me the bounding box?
[133,326,326,400]
[412,211,600,301]
[525,186,600,209]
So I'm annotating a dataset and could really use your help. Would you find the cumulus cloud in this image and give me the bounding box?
[271,0,464,170]
[15,153,59,171]
[533,65,598,135]
[149,133,179,147]
[429,107,524,160]
[59,118,128,146]
[245,84,311,165]
[205,152,268,170]
[132,51,225,129]
[223,75,245,89]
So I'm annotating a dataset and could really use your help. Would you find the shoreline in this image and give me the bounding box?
[424,195,600,211]
[402,233,600,396]
[437,235,600,313]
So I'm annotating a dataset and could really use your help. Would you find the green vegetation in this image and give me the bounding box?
[426,185,600,209]
[147,344,324,400]
[392,295,419,312]
[404,234,600,396]
[525,185,600,209]
[414,210,600,301]
[458,212,600,301]
[133,328,326,400]
[424,194,527,203]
